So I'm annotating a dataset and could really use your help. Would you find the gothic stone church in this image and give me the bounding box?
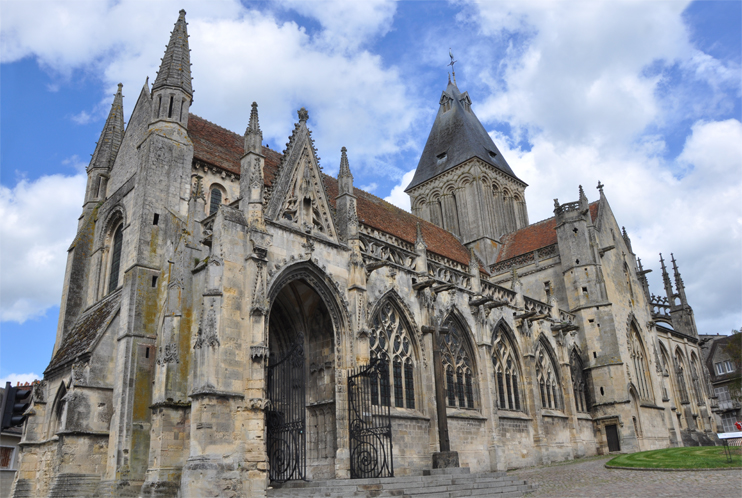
[13,10,718,498]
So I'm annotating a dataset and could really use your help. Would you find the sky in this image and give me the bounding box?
[0,0,740,384]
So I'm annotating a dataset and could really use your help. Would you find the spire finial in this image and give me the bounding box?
[597,180,604,193]
[298,107,309,123]
[448,48,457,86]
[415,222,427,249]
[244,102,262,153]
[339,147,352,178]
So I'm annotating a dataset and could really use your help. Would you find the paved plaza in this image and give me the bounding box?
[510,455,742,498]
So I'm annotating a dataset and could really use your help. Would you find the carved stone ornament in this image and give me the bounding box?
[33,379,47,402]
[194,303,220,349]
[250,344,269,361]
[247,398,272,411]
[157,343,180,365]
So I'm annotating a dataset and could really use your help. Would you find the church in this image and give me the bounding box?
[11,10,719,498]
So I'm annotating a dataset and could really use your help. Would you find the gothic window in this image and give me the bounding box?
[209,187,223,216]
[535,341,562,410]
[674,350,689,403]
[492,326,523,411]
[570,349,590,413]
[689,354,704,404]
[369,300,416,409]
[440,316,477,409]
[108,224,123,294]
[628,325,652,401]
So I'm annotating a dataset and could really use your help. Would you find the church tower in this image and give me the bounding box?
[151,9,192,128]
[406,73,528,266]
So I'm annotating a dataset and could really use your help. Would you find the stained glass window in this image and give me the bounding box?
[108,224,123,293]
[369,301,416,409]
[535,341,561,410]
[492,327,523,412]
[440,317,477,409]
[628,325,653,401]
[209,187,222,216]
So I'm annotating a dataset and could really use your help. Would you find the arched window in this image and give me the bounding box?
[492,326,523,411]
[108,224,123,293]
[440,316,477,409]
[674,350,689,403]
[628,324,652,401]
[570,349,590,413]
[535,341,562,410]
[209,187,223,216]
[689,354,704,404]
[369,300,416,409]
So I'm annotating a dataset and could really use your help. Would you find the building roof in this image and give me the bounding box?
[89,84,124,171]
[188,114,472,267]
[45,291,121,374]
[496,202,600,264]
[405,82,520,191]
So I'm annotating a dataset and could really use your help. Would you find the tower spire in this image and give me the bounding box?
[89,83,125,172]
[244,102,262,154]
[671,253,688,305]
[84,83,125,208]
[337,146,354,196]
[660,253,675,305]
[153,9,192,97]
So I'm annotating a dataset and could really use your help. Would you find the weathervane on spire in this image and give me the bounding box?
[448,48,457,85]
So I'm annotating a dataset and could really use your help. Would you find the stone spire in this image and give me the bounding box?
[153,9,192,97]
[671,253,688,305]
[84,83,124,207]
[660,253,675,306]
[89,83,125,172]
[337,147,353,195]
[244,102,262,154]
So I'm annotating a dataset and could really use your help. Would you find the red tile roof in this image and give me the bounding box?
[188,114,472,267]
[496,202,599,263]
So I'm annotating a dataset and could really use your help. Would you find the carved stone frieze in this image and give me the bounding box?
[157,343,180,365]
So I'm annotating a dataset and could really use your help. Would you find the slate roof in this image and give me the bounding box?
[406,82,520,191]
[46,290,121,373]
[188,114,472,267]
[496,202,600,264]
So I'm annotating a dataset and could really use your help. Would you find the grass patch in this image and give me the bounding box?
[607,446,742,469]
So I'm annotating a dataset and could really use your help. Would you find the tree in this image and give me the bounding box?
[723,328,742,400]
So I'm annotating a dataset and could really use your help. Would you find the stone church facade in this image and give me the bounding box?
[12,10,718,498]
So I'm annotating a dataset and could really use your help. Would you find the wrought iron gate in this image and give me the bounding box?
[267,344,306,482]
[348,358,394,479]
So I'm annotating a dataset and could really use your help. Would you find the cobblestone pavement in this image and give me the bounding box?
[510,455,742,498]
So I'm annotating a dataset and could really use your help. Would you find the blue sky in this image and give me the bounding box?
[1,0,740,383]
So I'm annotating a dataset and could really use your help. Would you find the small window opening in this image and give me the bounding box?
[151,276,158,288]
[600,387,604,396]
[582,287,588,294]
[588,319,595,323]
[153,213,159,225]
[436,152,447,164]
[168,96,174,118]
[593,352,597,359]
[209,188,222,216]
[572,227,578,234]
[145,347,150,359]
[156,96,162,117]
[575,259,580,265]
[179,99,184,121]
[487,149,497,160]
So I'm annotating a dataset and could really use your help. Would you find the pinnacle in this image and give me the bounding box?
[88,83,125,172]
[153,10,193,97]
[339,147,352,178]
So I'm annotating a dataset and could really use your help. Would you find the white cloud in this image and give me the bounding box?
[360,182,379,193]
[0,373,41,386]
[275,0,397,53]
[384,169,415,211]
[0,173,86,323]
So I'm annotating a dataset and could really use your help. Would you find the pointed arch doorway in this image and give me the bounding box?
[267,277,337,482]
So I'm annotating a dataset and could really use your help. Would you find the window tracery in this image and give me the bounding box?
[440,316,477,409]
[535,341,561,410]
[570,349,590,413]
[108,224,123,294]
[369,300,416,409]
[492,326,522,411]
[628,325,652,401]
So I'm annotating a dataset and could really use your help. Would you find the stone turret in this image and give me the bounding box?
[84,83,124,210]
[151,9,192,128]
[241,102,265,228]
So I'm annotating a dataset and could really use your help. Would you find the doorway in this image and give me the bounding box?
[606,424,621,452]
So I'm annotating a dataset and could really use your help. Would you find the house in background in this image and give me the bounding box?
[0,384,28,498]
[700,333,741,433]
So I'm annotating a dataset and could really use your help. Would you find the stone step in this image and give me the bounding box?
[267,471,534,498]
[47,474,101,498]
